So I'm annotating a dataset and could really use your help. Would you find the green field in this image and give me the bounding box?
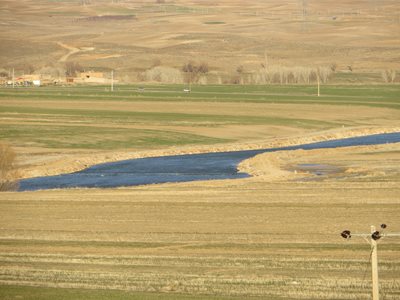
[1,84,400,108]
[1,84,399,150]
[0,285,249,300]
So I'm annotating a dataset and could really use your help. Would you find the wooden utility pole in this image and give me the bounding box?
[301,0,308,31]
[111,70,114,92]
[12,68,15,88]
[264,51,268,70]
[341,224,400,300]
[370,226,379,300]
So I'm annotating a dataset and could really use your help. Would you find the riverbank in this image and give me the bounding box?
[239,141,400,183]
[18,126,400,179]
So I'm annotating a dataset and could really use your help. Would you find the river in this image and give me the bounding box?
[19,132,400,191]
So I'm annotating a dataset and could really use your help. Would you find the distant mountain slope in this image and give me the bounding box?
[0,0,398,83]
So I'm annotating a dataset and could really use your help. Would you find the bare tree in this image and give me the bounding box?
[0,143,19,191]
[390,70,397,83]
[65,61,84,77]
[182,61,209,87]
[251,65,332,85]
[0,70,8,78]
[235,65,245,84]
[318,66,332,83]
[198,62,209,74]
[22,63,35,75]
[236,65,244,74]
[382,70,389,83]
[144,66,183,83]
[382,69,397,83]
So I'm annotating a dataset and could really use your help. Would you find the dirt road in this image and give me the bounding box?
[57,42,94,62]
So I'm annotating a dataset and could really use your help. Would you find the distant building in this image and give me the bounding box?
[32,80,41,86]
[74,71,109,84]
[13,74,41,86]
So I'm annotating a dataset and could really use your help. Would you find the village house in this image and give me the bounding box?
[10,74,41,86]
[73,71,110,84]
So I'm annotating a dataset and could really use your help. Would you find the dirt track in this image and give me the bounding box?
[57,42,94,62]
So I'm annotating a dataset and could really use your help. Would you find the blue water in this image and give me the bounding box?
[19,132,400,191]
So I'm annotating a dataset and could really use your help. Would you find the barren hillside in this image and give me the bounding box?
[0,0,399,82]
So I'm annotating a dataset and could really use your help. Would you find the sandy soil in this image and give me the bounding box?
[239,142,400,182]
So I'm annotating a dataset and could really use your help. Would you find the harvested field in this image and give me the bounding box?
[1,142,400,298]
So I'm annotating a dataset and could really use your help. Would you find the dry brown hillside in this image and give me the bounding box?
[0,0,399,82]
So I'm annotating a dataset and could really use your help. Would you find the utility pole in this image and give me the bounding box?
[264,51,268,70]
[317,74,320,97]
[341,224,400,300]
[370,225,379,300]
[301,0,308,31]
[111,70,114,92]
[12,68,15,88]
